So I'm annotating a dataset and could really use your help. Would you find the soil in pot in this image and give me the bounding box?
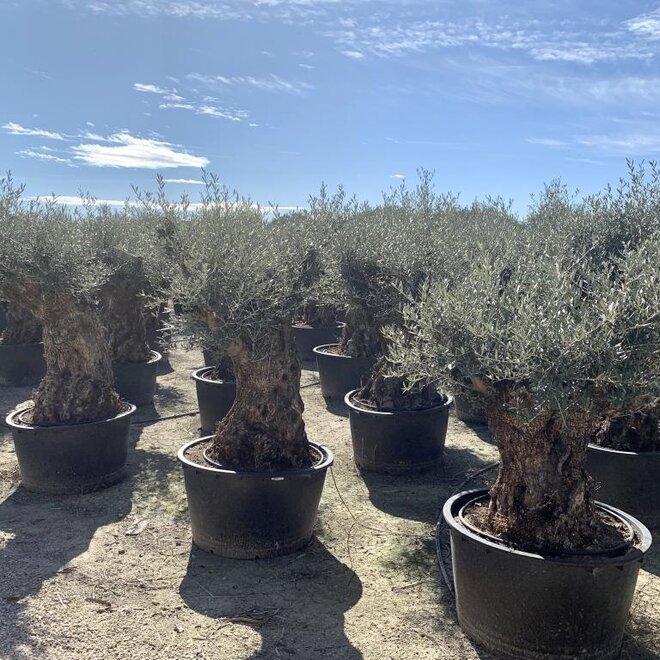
[192,367,236,435]
[178,437,333,558]
[113,350,161,406]
[345,388,452,474]
[6,403,136,495]
[313,343,377,399]
[443,489,652,660]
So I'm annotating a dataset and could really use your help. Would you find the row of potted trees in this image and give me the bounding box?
[0,167,658,659]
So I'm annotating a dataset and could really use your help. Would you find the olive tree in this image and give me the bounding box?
[0,175,120,424]
[391,201,659,551]
[175,182,321,469]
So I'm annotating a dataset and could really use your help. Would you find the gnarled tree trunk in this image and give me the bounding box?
[486,386,597,553]
[592,408,660,452]
[356,357,442,411]
[339,308,382,358]
[1,304,42,345]
[98,256,151,364]
[31,293,121,425]
[208,325,311,470]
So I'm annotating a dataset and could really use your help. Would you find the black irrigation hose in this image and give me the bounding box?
[133,410,199,425]
[435,462,499,597]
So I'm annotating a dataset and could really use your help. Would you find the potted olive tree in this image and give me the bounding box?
[175,186,333,559]
[0,177,134,495]
[396,225,656,657]
[0,303,45,386]
[340,178,516,473]
[282,189,350,363]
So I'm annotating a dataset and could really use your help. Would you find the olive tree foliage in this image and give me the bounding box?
[86,180,185,363]
[339,170,519,409]
[275,184,357,327]
[386,175,660,551]
[0,174,120,424]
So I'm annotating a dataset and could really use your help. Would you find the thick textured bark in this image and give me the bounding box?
[31,293,121,425]
[356,357,443,411]
[592,408,660,452]
[209,325,311,470]
[297,299,339,328]
[1,304,42,345]
[338,308,382,358]
[99,257,151,364]
[205,349,235,381]
[486,386,597,553]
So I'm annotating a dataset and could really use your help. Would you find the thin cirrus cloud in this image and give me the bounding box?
[186,73,313,95]
[3,121,66,140]
[326,11,660,64]
[163,178,205,184]
[133,82,248,121]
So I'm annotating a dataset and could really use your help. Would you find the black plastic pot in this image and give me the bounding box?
[0,342,46,387]
[443,489,651,660]
[291,323,344,362]
[113,350,161,406]
[588,444,660,523]
[6,404,136,495]
[454,392,487,426]
[192,367,236,435]
[178,437,333,559]
[313,344,376,399]
[345,389,452,474]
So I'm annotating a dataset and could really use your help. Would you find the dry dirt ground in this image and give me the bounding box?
[0,348,658,660]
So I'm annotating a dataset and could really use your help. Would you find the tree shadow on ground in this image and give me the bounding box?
[324,398,349,418]
[360,446,498,524]
[0,422,184,658]
[179,538,363,659]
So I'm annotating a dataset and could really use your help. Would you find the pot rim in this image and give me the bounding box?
[0,341,44,348]
[177,436,334,477]
[115,350,162,367]
[292,321,346,331]
[191,366,236,385]
[312,343,375,360]
[443,488,652,564]
[587,442,660,458]
[344,388,453,417]
[6,402,137,430]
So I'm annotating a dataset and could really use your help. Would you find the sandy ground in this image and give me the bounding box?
[0,348,658,660]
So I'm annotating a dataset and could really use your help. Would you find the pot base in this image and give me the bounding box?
[6,404,136,495]
[443,489,651,660]
[178,437,333,559]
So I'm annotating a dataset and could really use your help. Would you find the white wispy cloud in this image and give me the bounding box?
[16,148,76,166]
[326,14,660,64]
[134,82,169,94]
[341,50,364,59]
[390,173,405,179]
[72,132,210,168]
[3,121,66,140]
[626,7,660,40]
[187,73,313,94]
[526,138,567,147]
[134,80,248,121]
[163,178,204,184]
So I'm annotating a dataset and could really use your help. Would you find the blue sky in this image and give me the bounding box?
[2,0,660,214]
